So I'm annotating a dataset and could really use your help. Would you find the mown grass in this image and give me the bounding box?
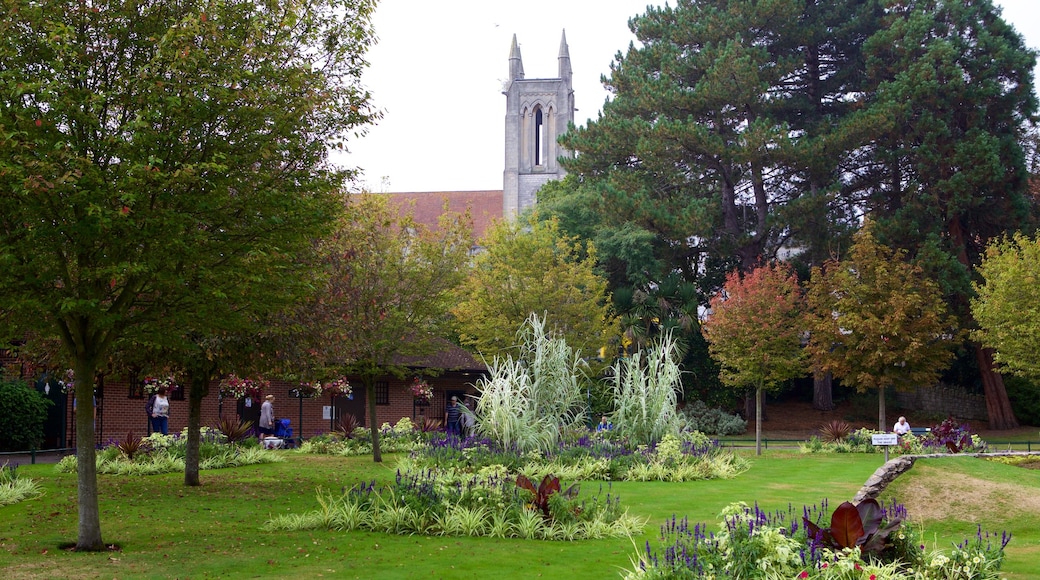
[1,450,1037,579]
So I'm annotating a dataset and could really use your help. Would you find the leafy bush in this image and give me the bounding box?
[0,379,51,451]
[680,400,747,436]
[297,418,424,456]
[928,417,985,453]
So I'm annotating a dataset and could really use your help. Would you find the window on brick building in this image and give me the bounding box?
[375,381,389,405]
[128,372,144,399]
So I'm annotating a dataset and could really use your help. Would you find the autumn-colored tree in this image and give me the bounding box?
[805,226,960,431]
[451,216,617,365]
[971,233,1040,380]
[701,262,806,455]
[296,193,471,462]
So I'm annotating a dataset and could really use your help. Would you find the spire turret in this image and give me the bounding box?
[509,34,524,81]
[558,30,571,81]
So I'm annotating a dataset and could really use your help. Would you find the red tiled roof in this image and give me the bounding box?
[391,339,487,373]
[384,190,503,242]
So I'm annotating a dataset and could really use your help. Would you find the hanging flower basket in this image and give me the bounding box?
[410,377,433,402]
[325,377,352,398]
[218,375,268,402]
[143,376,181,396]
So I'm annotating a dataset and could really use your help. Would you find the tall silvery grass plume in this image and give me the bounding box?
[611,330,685,445]
[474,314,588,453]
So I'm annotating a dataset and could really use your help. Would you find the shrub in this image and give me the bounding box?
[215,416,254,444]
[0,379,51,451]
[818,420,852,442]
[680,400,747,436]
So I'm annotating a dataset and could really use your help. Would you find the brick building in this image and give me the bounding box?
[4,345,485,451]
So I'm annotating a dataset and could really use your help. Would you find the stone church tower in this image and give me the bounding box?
[503,31,575,218]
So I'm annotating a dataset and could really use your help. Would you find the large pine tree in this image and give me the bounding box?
[856,0,1037,429]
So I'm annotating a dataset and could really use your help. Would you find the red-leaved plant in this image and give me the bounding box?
[803,498,903,553]
[515,474,580,521]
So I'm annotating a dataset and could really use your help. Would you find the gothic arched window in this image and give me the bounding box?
[534,107,543,166]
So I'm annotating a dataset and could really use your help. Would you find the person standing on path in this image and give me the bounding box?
[150,387,170,435]
[445,396,462,436]
[259,394,275,440]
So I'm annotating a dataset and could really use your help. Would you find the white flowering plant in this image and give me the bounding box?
[143,376,180,396]
[218,374,268,402]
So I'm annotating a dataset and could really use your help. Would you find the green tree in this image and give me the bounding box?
[971,233,1040,380]
[451,215,617,363]
[297,193,470,462]
[0,0,377,549]
[805,225,960,432]
[701,262,806,455]
[858,0,1036,429]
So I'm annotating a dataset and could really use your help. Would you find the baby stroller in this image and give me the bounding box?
[274,418,295,448]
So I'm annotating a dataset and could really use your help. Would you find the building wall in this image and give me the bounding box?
[893,384,989,422]
[59,373,481,450]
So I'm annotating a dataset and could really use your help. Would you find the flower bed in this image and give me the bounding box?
[55,428,284,475]
[403,430,749,482]
[801,420,988,456]
[627,500,1010,579]
[264,469,644,540]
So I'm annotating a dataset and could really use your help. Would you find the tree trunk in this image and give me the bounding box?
[366,376,382,462]
[975,345,1019,430]
[744,390,767,422]
[949,218,1019,430]
[812,370,834,411]
[878,385,887,433]
[74,358,104,551]
[184,372,209,487]
[755,387,763,456]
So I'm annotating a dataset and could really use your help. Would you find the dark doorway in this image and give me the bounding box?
[237,397,261,434]
[35,377,68,450]
[333,389,366,429]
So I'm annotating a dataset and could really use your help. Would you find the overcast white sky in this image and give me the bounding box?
[343,0,1040,193]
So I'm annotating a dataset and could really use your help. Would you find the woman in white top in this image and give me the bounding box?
[150,387,171,435]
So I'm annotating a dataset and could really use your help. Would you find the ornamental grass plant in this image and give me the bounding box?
[0,461,42,506]
[611,331,686,445]
[474,314,589,454]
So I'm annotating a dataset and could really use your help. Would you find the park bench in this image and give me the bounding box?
[909,427,930,437]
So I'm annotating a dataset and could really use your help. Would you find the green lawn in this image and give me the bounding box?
[2,451,1037,579]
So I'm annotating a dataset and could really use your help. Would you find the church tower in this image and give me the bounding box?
[503,31,575,218]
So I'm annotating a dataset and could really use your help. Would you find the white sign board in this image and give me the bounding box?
[871,433,899,446]
[322,406,332,420]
